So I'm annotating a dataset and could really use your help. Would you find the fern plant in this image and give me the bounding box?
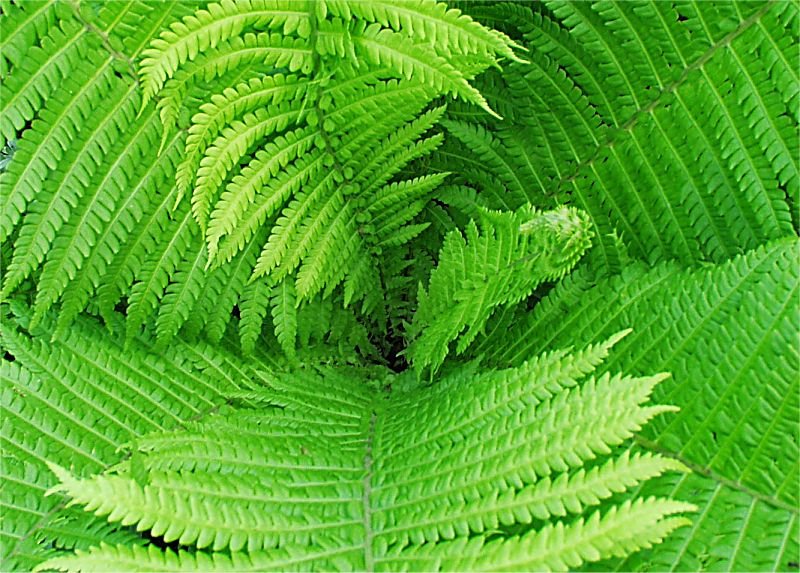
[1,0,798,571]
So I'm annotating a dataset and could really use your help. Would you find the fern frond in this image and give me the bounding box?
[97,1,201,61]
[0,0,60,79]
[138,0,311,108]
[1,79,138,303]
[55,130,184,335]
[154,238,208,347]
[124,207,197,339]
[238,278,273,354]
[600,470,799,572]
[448,0,797,270]
[175,73,309,203]
[0,17,91,147]
[35,331,692,571]
[440,118,537,207]
[0,54,118,244]
[36,542,360,573]
[193,226,268,343]
[319,20,498,118]
[354,105,447,193]
[408,205,593,373]
[294,199,360,300]
[395,497,694,572]
[368,173,449,242]
[270,278,297,358]
[328,0,525,62]
[192,101,305,228]
[25,96,153,330]
[205,125,317,261]
[155,34,309,138]
[246,152,333,278]
[94,183,181,322]
[0,304,265,568]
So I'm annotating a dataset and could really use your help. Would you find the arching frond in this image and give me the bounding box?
[0,305,249,569]
[25,325,691,572]
[474,238,800,571]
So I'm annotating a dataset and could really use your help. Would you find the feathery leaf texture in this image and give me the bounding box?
[1,0,519,346]
[3,317,692,572]
[432,0,798,270]
[473,237,800,571]
[0,303,253,570]
[408,205,593,373]
[1,0,798,570]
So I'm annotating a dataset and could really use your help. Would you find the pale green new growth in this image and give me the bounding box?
[408,205,592,373]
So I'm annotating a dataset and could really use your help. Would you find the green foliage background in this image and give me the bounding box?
[0,0,797,571]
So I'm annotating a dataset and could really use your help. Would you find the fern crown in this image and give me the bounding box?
[1,0,797,571]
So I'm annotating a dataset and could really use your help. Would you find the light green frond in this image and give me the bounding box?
[156,34,309,136]
[192,101,305,227]
[176,73,309,202]
[251,167,338,280]
[138,0,311,107]
[408,205,593,373]
[270,278,298,358]
[238,278,273,354]
[395,497,694,572]
[324,20,498,118]
[212,148,326,267]
[331,0,524,62]
[36,542,362,573]
[32,328,690,572]
[294,199,360,299]
[206,125,317,261]
[154,238,208,347]
[124,207,197,339]
[354,104,446,189]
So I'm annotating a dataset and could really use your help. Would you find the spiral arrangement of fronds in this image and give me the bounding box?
[1,0,797,571]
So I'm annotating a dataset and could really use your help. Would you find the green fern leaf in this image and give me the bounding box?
[270,278,297,358]
[320,20,498,118]
[476,238,799,571]
[327,0,525,63]
[408,205,593,373]
[138,0,311,108]
[29,327,691,572]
